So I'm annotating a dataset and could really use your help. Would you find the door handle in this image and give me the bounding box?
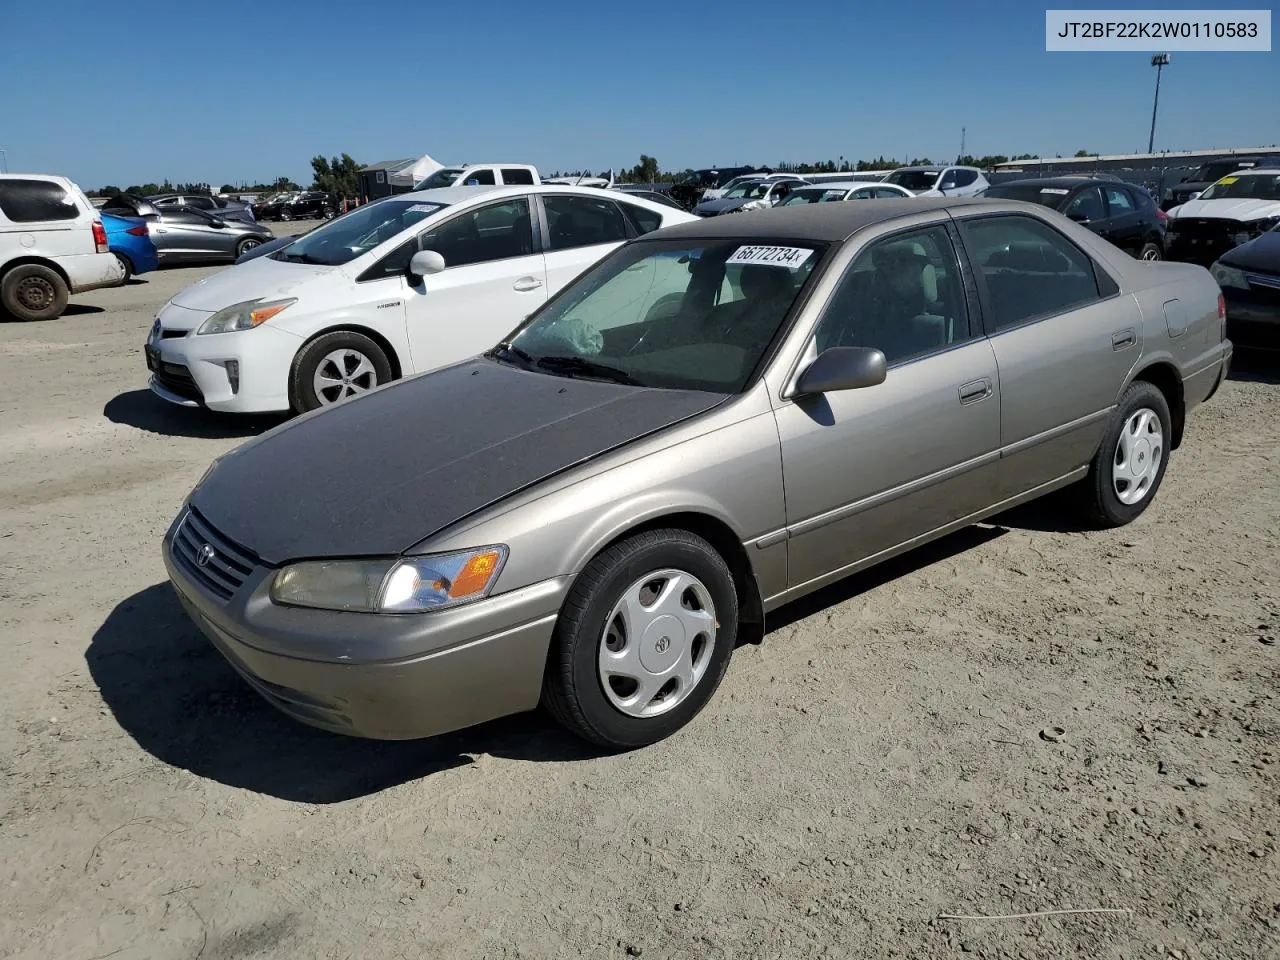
[513,277,543,292]
[958,378,992,404]
[1111,329,1136,349]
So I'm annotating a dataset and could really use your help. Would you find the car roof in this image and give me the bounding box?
[792,181,892,190]
[988,176,1130,189]
[396,183,688,208]
[651,197,998,243]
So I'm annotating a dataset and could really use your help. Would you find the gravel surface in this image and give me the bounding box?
[1,250,1277,960]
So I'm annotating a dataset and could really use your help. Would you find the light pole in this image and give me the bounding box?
[1148,53,1170,154]
[0,148,7,173]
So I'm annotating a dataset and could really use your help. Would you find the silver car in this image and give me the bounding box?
[162,198,1232,750]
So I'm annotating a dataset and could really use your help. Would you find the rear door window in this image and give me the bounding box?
[500,168,536,185]
[1104,186,1136,216]
[460,169,496,186]
[543,195,630,251]
[0,179,81,222]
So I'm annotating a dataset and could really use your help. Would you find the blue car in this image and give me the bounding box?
[101,211,159,283]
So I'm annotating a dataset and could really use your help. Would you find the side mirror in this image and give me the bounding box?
[795,346,887,395]
[408,249,446,278]
[209,217,227,228]
[1066,210,1089,223]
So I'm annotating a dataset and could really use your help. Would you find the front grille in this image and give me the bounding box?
[171,507,257,601]
[153,361,203,402]
[1168,218,1242,263]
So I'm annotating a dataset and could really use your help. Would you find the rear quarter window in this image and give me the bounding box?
[619,201,664,235]
[0,179,81,222]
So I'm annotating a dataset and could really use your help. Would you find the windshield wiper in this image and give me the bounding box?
[487,341,536,369]
[533,355,641,386]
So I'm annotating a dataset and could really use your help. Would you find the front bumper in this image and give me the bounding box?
[162,509,568,740]
[145,304,300,413]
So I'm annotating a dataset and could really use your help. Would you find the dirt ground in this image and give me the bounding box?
[0,243,1277,960]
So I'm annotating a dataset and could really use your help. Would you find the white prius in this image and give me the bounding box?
[145,184,697,414]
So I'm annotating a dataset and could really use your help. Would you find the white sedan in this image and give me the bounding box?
[144,185,696,414]
[775,181,915,206]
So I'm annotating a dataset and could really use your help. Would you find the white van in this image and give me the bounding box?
[0,174,125,321]
[145,184,696,415]
[412,163,541,190]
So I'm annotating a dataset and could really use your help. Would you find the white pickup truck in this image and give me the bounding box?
[412,163,541,190]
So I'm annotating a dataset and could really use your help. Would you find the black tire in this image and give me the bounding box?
[541,528,739,750]
[0,263,69,322]
[289,330,393,414]
[235,238,262,259]
[1138,241,1162,261]
[1073,380,1172,528]
[113,252,134,284]
[280,208,293,222]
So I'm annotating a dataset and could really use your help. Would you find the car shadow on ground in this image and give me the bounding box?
[104,389,286,439]
[90,525,1008,804]
[62,304,106,316]
[1228,350,1279,384]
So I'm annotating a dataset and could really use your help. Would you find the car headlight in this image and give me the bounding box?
[269,546,508,613]
[1209,261,1248,290]
[197,298,296,335]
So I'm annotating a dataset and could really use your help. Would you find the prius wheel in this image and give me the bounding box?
[290,331,393,413]
[1,263,68,322]
[542,529,738,749]
[235,238,261,258]
[1139,242,1162,261]
[1074,381,1171,528]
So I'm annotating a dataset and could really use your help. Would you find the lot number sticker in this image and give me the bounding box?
[727,245,814,268]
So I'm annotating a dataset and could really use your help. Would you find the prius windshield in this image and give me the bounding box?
[1197,173,1280,201]
[491,239,826,393]
[272,198,449,265]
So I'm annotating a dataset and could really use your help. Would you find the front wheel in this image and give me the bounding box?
[1072,381,1172,527]
[1138,242,1162,261]
[290,330,393,413]
[235,237,262,259]
[280,208,293,221]
[542,529,739,749]
[1,263,69,322]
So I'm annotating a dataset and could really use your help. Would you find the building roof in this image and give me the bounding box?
[360,158,418,172]
[995,146,1280,169]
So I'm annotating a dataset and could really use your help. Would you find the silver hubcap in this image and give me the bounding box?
[1113,407,1163,505]
[1142,246,1160,260]
[240,240,259,253]
[313,348,377,405]
[598,569,718,718]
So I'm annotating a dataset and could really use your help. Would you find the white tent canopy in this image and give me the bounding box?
[387,154,443,187]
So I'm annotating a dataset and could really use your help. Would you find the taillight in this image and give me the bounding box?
[1218,292,1227,339]
[92,220,109,253]
[126,224,148,237]
[1156,208,1169,222]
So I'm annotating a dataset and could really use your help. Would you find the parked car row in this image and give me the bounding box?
[102,193,274,267]
[252,190,336,221]
[159,192,1233,749]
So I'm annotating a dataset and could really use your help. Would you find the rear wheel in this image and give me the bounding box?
[280,208,293,222]
[1,264,69,322]
[235,237,262,259]
[1138,241,1162,261]
[1072,381,1171,527]
[542,529,738,749]
[290,330,393,413]
[113,252,134,284]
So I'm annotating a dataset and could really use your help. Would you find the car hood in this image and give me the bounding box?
[1168,197,1280,222]
[189,359,727,564]
[695,198,748,215]
[1219,228,1280,272]
[169,255,339,311]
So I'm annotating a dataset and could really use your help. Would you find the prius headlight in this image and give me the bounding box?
[197,297,296,335]
[269,546,508,613]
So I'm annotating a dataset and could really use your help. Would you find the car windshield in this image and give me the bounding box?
[1193,161,1251,182]
[1197,173,1280,202]
[413,168,464,190]
[884,170,940,191]
[979,183,1069,208]
[494,238,826,393]
[272,198,449,265]
[778,188,847,205]
[724,182,768,199]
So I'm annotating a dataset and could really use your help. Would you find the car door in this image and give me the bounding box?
[1062,185,1110,241]
[153,208,234,261]
[402,195,548,374]
[954,211,1140,499]
[538,193,634,294]
[772,222,1002,590]
[1101,184,1143,256]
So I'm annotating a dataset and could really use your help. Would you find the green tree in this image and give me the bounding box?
[1074,149,1093,157]
[628,154,660,184]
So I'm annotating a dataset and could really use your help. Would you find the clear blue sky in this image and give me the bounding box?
[0,0,1275,188]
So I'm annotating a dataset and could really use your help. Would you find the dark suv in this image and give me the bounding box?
[255,191,335,222]
[981,176,1168,260]
[1163,157,1262,211]
[668,166,761,211]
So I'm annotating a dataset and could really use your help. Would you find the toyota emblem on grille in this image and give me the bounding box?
[196,543,216,568]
